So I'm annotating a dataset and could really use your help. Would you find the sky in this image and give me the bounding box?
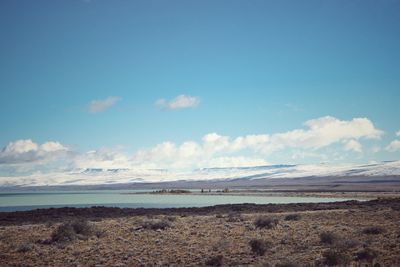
[0,0,400,182]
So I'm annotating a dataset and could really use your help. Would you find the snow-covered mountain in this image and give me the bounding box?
[1,161,400,187]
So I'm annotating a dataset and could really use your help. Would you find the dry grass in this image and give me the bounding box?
[1,200,399,266]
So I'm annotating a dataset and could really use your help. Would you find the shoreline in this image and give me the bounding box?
[125,190,400,200]
[124,192,373,201]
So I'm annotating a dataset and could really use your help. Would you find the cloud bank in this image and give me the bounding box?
[1,116,383,171]
[129,116,381,169]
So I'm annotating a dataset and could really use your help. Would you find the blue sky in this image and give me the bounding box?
[0,0,400,177]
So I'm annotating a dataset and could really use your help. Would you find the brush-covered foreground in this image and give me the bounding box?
[0,199,400,266]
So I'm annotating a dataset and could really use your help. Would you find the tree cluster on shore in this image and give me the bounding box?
[151,189,191,194]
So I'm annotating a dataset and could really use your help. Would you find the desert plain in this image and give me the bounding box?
[0,195,399,267]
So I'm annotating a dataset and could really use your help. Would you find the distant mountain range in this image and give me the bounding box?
[1,161,400,188]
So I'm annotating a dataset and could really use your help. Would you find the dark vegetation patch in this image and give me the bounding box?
[362,226,385,235]
[284,214,301,221]
[16,243,34,253]
[164,216,177,222]
[275,260,298,267]
[336,238,359,249]
[254,216,278,229]
[212,238,230,251]
[152,189,191,194]
[319,231,339,245]
[322,249,350,266]
[205,255,224,266]
[50,220,96,243]
[226,212,244,222]
[141,219,172,230]
[355,247,378,262]
[249,238,271,256]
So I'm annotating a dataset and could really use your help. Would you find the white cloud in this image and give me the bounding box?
[0,115,394,186]
[88,96,120,113]
[291,151,327,161]
[156,95,200,110]
[3,139,38,154]
[0,139,68,164]
[129,135,266,170]
[396,130,400,137]
[0,116,384,175]
[71,148,132,169]
[202,133,230,153]
[231,134,270,152]
[264,117,382,153]
[127,116,381,169]
[343,139,362,153]
[371,146,381,153]
[206,156,269,168]
[386,140,400,152]
[40,141,67,152]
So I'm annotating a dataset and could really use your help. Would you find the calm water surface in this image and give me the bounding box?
[0,190,356,212]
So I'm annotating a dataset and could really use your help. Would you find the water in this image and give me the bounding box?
[0,190,355,212]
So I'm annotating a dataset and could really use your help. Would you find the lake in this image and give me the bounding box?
[0,190,356,212]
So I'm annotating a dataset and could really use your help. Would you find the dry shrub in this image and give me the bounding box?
[320,231,339,245]
[275,260,298,267]
[142,219,171,230]
[16,243,34,253]
[356,247,378,262]
[51,220,95,243]
[249,238,271,256]
[362,226,385,235]
[51,223,76,243]
[336,238,359,249]
[322,249,350,266]
[284,214,301,221]
[227,212,243,222]
[254,216,278,229]
[165,216,177,222]
[70,220,93,236]
[205,255,224,266]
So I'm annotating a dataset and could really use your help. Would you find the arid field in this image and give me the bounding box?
[0,198,399,267]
